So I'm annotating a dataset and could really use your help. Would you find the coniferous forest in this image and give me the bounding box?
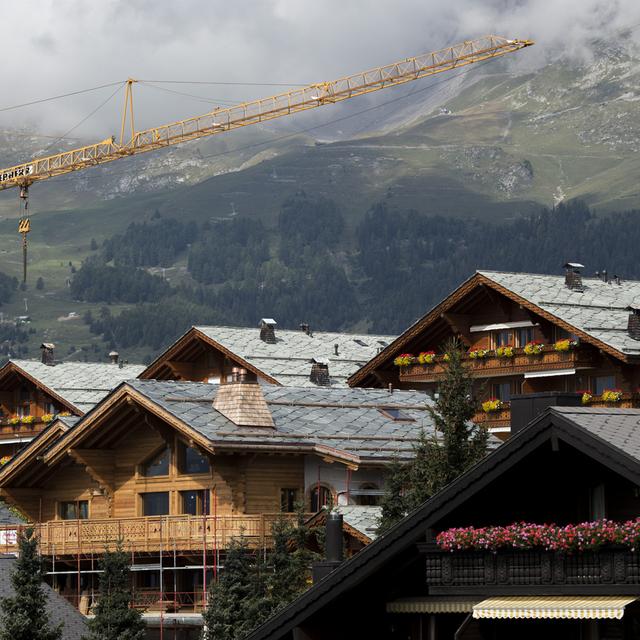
[51,192,640,354]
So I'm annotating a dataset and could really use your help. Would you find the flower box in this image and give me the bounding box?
[394,354,415,367]
[417,351,436,365]
[495,345,514,358]
[554,338,578,352]
[482,398,503,413]
[523,341,545,355]
[601,389,623,403]
[436,518,640,553]
[468,349,489,360]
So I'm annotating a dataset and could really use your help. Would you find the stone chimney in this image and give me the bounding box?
[627,307,640,341]
[259,318,277,344]
[310,359,330,386]
[40,343,55,366]
[213,367,275,428]
[564,262,584,291]
[300,323,312,336]
[108,350,119,365]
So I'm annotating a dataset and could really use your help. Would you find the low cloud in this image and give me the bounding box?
[1,0,639,138]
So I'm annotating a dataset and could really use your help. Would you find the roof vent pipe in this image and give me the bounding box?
[108,351,119,365]
[312,512,344,583]
[334,343,339,356]
[627,307,640,341]
[259,318,277,344]
[563,262,584,291]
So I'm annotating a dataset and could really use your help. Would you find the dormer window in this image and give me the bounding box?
[142,447,170,477]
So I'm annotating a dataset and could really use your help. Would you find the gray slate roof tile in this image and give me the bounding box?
[11,360,145,413]
[194,326,395,387]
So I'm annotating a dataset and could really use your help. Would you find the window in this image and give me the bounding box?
[59,500,88,520]
[181,490,210,516]
[378,407,415,422]
[593,375,616,396]
[280,488,298,513]
[493,331,513,348]
[355,483,381,506]
[310,485,333,512]
[492,382,513,402]
[353,339,368,347]
[141,447,170,477]
[17,388,31,418]
[141,492,170,516]
[516,327,534,347]
[178,443,210,475]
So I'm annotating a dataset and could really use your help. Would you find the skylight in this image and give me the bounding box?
[378,407,415,422]
[353,339,369,347]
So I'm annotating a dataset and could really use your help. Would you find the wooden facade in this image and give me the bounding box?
[0,381,386,616]
[349,271,640,439]
[0,363,76,458]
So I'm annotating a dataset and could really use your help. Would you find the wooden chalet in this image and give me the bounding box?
[0,347,143,458]
[245,400,640,640]
[139,322,394,387]
[349,266,640,439]
[0,371,433,619]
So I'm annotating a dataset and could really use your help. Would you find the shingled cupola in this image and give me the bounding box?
[259,318,277,344]
[627,306,640,341]
[213,367,275,428]
[40,343,55,366]
[310,359,330,386]
[563,262,585,291]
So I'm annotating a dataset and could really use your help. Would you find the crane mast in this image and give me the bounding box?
[0,35,533,282]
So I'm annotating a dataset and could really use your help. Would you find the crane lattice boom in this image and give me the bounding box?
[0,35,532,191]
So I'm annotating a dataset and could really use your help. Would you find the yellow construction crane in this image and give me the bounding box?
[0,35,532,281]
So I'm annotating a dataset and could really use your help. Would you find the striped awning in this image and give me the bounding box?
[387,597,477,614]
[473,596,637,620]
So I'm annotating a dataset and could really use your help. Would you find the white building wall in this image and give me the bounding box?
[303,456,385,507]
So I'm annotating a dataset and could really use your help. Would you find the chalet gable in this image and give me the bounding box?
[244,407,640,640]
[139,325,395,387]
[349,270,640,387]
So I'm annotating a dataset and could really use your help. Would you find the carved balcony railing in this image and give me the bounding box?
[472,403,511,436]
[421,548,640,595]
[0,513,305,556]
[399,346,596,383]
[587,392,640,409]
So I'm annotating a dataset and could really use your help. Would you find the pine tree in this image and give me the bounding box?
[0,527,62,640]
[377,458,409,534]
[202,536,262,640]
[84,542,145,640]
[426,338,488,490]
[377,339,488,533]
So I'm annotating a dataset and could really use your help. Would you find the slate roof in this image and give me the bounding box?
[336,506,381,540]
[9,360,145,413]
[478,270,640,357]
[192,325,395,386]
[551,406,640,462]
[129,379,436,462]
[0,556,87,639]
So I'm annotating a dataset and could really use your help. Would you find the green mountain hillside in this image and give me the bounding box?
[0,43,639,363]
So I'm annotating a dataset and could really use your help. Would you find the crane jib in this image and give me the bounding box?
[0,165,33,183]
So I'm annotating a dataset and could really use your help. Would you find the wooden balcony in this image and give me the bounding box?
[473,403,511,438]
[421,548,640,595]
[587,392,640,409]
[0,417,52,440]
[399,346,596,383]
[0,513,302,557]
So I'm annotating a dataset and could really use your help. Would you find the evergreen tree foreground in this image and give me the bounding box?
[378,339,488,534]
[84,541,145,640]
[0,527,62,640]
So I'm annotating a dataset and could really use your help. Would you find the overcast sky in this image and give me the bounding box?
[1,0,640,138]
